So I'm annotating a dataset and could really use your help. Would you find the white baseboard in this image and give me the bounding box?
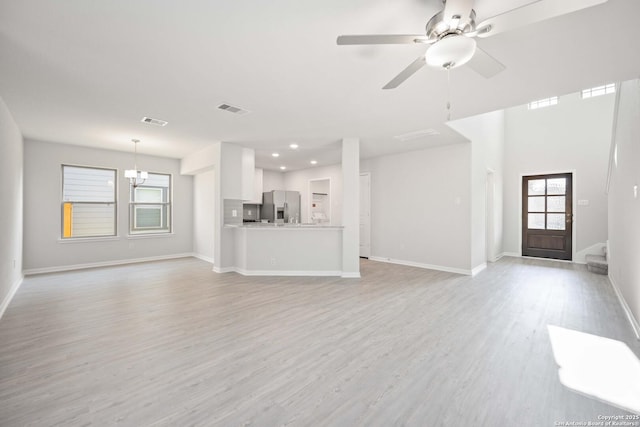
[369,256,471,276]
[471,263,487,276]
[502,252,521,258]
[608,273,640,340]
[212,266,236,274]
[490,253,505,262]
[193,254,214,264]
[0,275,24,321]
[341,272,361,278]
[23,253,195,276]
[235,268,343,277]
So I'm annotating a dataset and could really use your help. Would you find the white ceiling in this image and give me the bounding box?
[1,0,639,171]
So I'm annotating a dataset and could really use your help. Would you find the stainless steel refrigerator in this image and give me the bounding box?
[262,190,300,223]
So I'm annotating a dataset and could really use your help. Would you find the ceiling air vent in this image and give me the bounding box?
[394,128,440,142]
[217,103,250,115]
[141,117,168,126]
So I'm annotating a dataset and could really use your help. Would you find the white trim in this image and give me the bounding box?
[608,273,640,340]
[213,266,236,274]
[471,263,487,276]
[58,236,120,243]
[606,82,621,194]
[0,275,23,321]
[341,272,361,278]
[490,252,505,262]
[502,252,521,258]
[503,253,574,264]
[23,253,194,275]
[236,268,343,277]
[193,254,214,264]
[369,256,472,276]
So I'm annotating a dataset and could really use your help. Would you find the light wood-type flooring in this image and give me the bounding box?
[1,257,638,426]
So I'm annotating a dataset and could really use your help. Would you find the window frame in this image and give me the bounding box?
[61,164,118,239]
[128,172,172,235]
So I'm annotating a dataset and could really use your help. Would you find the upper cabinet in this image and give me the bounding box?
[221,144,255,200]
[244,168,264,204]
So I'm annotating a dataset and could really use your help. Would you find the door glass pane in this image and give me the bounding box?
[547,178,566,195]
[547,196,565,212]
[528,196,545,212]
[547,214,566,230]
[528,213,545,229]
[528,179,545,196]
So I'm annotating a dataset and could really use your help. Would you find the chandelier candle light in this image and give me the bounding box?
[124,139,148,187]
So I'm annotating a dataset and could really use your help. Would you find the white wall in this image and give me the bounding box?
[283,164,343,225]
[449,110,505,269]
[607,79,640,336]
[262,169,285,192]
[23,139,193,272]
[360,143,472,273]
[503,92,615,260]
[0,95,23,316]
[193,169,215,262]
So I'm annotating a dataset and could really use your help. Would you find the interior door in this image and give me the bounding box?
[522,173,573,260]
[359,173,371,258]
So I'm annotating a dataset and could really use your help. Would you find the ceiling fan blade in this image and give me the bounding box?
[382,56,426,90]
[337,34,431,45]
[443,0,475,24]
[476,0,608,38]
[467,47,506,78]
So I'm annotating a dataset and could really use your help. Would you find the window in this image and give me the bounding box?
[581,83,615,99]
[62,165,117,238]
[527,96,558,110]
[129,173,171,234]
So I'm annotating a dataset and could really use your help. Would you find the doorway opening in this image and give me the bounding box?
[522,173,573,260]
[309,178,330,225]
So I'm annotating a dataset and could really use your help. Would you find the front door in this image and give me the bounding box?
[522,173,573,260]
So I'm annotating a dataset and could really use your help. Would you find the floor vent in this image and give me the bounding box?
[217,103,250,115]
[141,117,168,127]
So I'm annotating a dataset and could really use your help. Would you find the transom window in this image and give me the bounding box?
[527,96,558,110]
[129,173,171,235]
[61,165,117,238]
[581,83,615,99]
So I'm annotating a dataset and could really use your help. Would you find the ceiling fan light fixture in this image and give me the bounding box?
[425,35,476,69]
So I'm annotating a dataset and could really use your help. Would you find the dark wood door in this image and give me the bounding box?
[522,173,573,260]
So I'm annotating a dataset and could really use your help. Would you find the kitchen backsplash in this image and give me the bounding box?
[223,199,243,225]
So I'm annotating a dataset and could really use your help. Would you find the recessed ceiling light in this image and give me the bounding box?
[272,152,280,157]
[280,166,286,170]
[310,160,318,165]
[289,143,299,149]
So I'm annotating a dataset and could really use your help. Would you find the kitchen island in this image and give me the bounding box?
[226,223,344,276]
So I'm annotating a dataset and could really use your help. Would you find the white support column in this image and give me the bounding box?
[341,137,361,278]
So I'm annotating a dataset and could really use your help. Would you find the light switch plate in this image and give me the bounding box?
[578,200,589,206]
[232,209,237,217]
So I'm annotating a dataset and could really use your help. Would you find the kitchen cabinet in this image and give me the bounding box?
[244,168,263,204]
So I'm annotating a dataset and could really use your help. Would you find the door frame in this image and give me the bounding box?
[518,169,577,261]
[308,177,332,224]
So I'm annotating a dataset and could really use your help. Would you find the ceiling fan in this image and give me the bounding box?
[337,0,607,89]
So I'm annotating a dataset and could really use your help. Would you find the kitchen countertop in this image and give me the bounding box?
[225,223,343,229]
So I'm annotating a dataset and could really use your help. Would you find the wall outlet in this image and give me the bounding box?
[270,257,276,266]
[248,210,252,215]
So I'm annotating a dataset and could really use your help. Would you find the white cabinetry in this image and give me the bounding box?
[244,168,263,204]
